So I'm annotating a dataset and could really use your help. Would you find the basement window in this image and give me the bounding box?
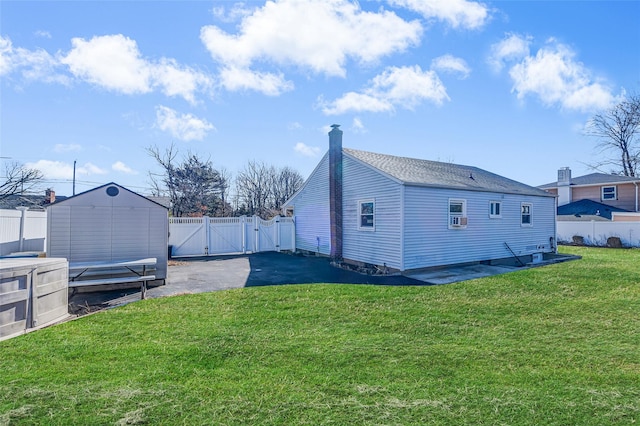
[601,186,617,200]
[358,200,375,230]
[521,203,532,226]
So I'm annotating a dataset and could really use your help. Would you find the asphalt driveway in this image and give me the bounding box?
[69,252,425,313]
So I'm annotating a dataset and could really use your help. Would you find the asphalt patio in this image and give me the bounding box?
[68,251,572,314]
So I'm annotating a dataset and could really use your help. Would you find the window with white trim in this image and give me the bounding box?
[449,199,467,229]
[601,186,617,200]
[489,201,502,218]
[358,200,375,230]
[521,203,532,226]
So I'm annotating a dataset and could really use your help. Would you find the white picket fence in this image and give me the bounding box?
[0,208,47,256]
[168,216,295,257]
[557,221,640,247]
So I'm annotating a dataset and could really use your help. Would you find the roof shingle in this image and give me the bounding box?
[344,148,551,197]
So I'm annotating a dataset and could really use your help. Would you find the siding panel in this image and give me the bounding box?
[403,187,556,269]
[342,155,402,270]
[286,154,331,255]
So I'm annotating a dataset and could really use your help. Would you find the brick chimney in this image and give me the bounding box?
[557,167,572,206]
[44,188,56,204]
[329,124,343,260]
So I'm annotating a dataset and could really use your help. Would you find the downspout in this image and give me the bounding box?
[634,181,638,212]
[400,183,405,271]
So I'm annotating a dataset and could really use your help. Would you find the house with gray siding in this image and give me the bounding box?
[284,125,557,272]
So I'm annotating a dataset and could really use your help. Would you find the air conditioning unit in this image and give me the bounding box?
[451,216,468,227]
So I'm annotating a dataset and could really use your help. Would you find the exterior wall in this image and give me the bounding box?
[571,183,638,211]
[341,155,402,270]
[403,187,556,270]
[286,154,331,255]
[46,185,168,279]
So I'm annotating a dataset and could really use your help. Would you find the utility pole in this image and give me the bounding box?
[73,160,76,195]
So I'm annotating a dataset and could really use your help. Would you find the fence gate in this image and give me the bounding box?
[169,216,295,257]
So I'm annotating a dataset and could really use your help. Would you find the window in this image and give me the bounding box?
[521,203,532,226]
[358,200,375,230]
[449,199,467,228]
[601,186,617,200]
[489,201,502,218]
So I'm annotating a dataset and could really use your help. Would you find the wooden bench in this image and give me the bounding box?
[68,258,157,300]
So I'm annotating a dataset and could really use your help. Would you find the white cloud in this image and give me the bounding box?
[294,142,321,157]
[319,92,394,115]
[388,0,490,29]
[61,34,152,94]
[212,3,255,23]
[152,58,213,103]
[351,117,366,133]
[81,163,107,175]
[112,161,137,174]
[0,35,69,84]
[287,122,303,130]
[54,143,82,153]
[26,160,106,179]
[60,34,211,103]
[155,105,215,141]
[34,30,52,39]
[321,65,449,115]
[488,33,531,72]
[200,0,422,93]
[504,40,615,112]
[218,66,293,96]
[431,54,470,79]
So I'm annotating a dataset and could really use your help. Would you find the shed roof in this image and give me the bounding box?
[539,172,640,189]
[345,148,552,197]
[49,182,168,209]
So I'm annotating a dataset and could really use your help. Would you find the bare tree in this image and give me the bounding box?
[586,93,640,176]
[270,166,304,212]
[235,161,273,218]
[235,161,304,218]
[147,144,226,217]
[0,162,44,200]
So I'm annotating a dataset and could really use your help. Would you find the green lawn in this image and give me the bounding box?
[1,246,639,425]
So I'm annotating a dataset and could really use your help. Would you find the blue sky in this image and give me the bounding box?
[1,0,639,197]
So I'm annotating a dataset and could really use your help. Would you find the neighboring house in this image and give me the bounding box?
[46,182,169,281]
[0,189,66,210]
[283,125,557,272]
[539,167,640,215]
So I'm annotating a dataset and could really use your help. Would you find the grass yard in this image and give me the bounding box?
[1,246,639,425]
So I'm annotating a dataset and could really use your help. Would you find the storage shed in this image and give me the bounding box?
[283,125,557,272]
[46,182,168,282]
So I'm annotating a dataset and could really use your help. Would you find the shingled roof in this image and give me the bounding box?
[344,148,552,197]
[538,172,640,189]
[557,199,628,220]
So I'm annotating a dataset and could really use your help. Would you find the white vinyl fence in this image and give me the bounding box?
[169,216,295,257]
[557,221,640,247]
[0,208,47,256]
